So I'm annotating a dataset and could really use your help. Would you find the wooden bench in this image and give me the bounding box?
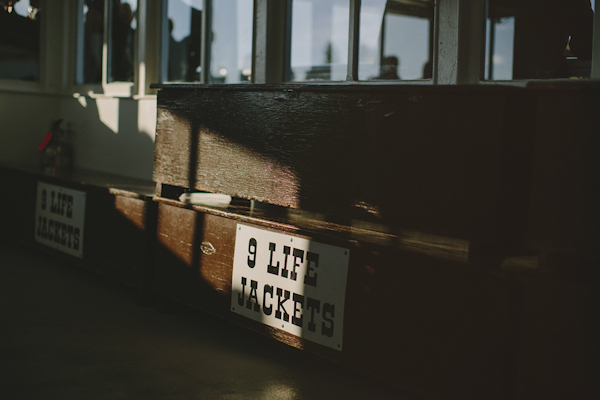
[150,83,546,399]
[150,81,598,399]
[0,163,157,301]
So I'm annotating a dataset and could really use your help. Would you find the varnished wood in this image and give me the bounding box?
[526,80,600,259]
[152,199,512,400]
[152,84,536,260]
[155,195,470,263]
[0,163,157,292]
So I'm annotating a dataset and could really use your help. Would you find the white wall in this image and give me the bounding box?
[59,96,157,180]
[0,91,61,168]
[0,91,157,181]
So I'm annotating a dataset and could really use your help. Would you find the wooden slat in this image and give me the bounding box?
[155,195,470,263]
[526,80,600,259]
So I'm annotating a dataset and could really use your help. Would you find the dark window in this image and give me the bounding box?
[485,0,595,80]
[0,0,42,81]
[109,0,137,83]
[79,0,105,84]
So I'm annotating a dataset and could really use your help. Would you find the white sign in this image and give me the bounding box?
[231,224,350,351]
[35,182,86,258]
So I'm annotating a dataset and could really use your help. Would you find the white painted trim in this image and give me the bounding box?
[102,82,135,98]
[58,1,78,95]
[102,0,111,87]
[434,0,485,84]
[253,0,286,83]
[592,1,600,79]
[134,0,147,97]
[142,0,163,93]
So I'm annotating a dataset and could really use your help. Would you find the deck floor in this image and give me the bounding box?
[0,243,418,400]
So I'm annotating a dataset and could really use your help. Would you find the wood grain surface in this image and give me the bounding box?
[153,84,536,260]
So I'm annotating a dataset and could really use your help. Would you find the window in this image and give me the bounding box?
[284,0,434,83]
[484,0,596,80]
[208,0,253,83]
[161,0,254,84]
[71,0,595,89]
[78,0,104,84]
[75,0,137,87]
[0,0,42,81]
[287,0,349,82]
[359,0,434,81]
[156,0,598,86]
[161,0,203,82]
[110,0,137,83]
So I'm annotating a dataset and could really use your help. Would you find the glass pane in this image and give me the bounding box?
[79,0,105,84]
[359,0,434,81]
[109,0,137,82]
[209,0,253,83]
[0,0,41,81]
[163,0,203,82]
[485,0,595,80]
[287,0,349,82]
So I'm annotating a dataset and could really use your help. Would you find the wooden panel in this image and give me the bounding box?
[153,200,512,400]
[153,84,536,259]
[0,164,157,290]
[154,203,236,313]
[0,164,38,243]
[527,81,600,259]
[83,189,155,287]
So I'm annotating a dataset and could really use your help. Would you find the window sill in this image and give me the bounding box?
[72,82,135,99]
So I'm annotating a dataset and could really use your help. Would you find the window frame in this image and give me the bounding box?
[478,0,598,84]
[84,0,600,88]
[0,0,49,92]
[255,0,599,86]
[257,0,439,84]
[159,0,256,85]
[158,0,205,84]
[72,0,156,98]
[1,0,597,95]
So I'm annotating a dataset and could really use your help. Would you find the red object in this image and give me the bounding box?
[37,132,53,151]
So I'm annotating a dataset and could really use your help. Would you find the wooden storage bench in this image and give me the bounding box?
[0,163,157,297]
[150,83,541,399]
[152,84,537,262]
[152,195,512,400]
